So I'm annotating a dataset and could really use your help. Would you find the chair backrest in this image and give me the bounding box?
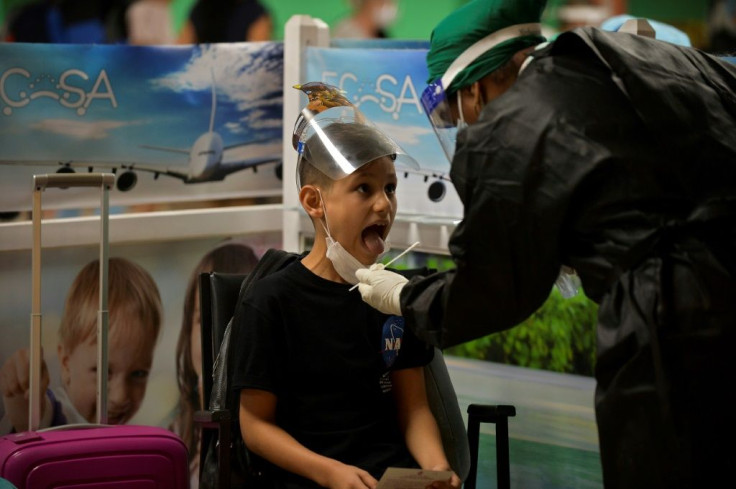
[199,270,471,482]
[199,272,248,410]
[425,348,471,481]
[199,271,260,489]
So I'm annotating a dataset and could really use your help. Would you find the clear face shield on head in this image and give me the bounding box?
[421,22,543,163]
[293,104,420,188]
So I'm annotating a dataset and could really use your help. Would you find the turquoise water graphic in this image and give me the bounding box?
[445,356,603,488]
[476,435,602,489]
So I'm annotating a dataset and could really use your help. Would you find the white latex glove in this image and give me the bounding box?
[355,263,408,316]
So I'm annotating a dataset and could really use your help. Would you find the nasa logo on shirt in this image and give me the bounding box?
[381,316,405,368]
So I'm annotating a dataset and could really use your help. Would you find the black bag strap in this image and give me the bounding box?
[238,248,301,304]
[209,249,300,411]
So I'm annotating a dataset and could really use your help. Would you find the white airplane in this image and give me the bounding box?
[2,73,282,192]
[131,75,282,190]
[398,168,451,203]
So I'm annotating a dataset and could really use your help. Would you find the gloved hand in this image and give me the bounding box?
[355,263,408,316]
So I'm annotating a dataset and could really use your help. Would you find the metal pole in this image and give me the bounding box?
[29,184,43,431]
[96,181,110,424]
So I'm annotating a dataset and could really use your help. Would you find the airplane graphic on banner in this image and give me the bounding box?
[0,42,284,211]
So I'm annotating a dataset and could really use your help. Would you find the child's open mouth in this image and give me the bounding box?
[362,224,387,255]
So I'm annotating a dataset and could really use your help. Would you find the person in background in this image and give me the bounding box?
[555,1,610,32]
[3,0,109,43]
[332,0,398,39]
[600,14,691,47]
[170,239,259,489]
[707,0,736,53]
[1,0,171,44]
[1,257,163,433]
[125,0,176,45]
[177,0,272,44]
[356,0,736,488]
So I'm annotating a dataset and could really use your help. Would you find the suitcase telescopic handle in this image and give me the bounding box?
[30,173,115,431]
[33,173,115,190]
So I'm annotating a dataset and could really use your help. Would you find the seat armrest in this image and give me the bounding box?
[465,404,516,489]
[194,409,232,488]
[467,404,516,421]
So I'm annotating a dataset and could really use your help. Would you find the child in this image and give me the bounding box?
[0,257,162,432]
[232,95,462,488]
[170,239,259,489]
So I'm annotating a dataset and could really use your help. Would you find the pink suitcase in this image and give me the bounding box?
[0,174,189,488]
[0,426,189,488]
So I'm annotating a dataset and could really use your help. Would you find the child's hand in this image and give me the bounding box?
[1,348,49,431]
[323,461,378,489]
[426,475,462,489]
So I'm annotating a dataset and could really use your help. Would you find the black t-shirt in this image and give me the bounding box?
[230,260,433,487]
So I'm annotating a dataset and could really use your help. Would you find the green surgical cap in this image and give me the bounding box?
[427,0,547,92]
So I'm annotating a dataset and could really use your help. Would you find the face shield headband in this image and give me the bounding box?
[421,22,542,163]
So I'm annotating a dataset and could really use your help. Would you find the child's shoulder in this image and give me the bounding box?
[242,259,302,302]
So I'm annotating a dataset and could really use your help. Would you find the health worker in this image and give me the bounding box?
[355,1,736,488]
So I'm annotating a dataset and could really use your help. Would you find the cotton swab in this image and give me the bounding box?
[349,241,421,291]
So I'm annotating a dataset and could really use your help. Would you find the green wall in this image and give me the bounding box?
[2,1,712,41]
[170,0,465,41]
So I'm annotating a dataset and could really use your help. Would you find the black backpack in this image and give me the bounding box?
[200,249,300,489]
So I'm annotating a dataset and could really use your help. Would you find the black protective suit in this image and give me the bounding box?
[401,27,736,488]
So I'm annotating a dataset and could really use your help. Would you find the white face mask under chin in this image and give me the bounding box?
[318,189,389,285]
[325,235,369,285]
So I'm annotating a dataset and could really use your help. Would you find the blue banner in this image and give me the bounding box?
[305,44,463,218]
[0,42,284,212]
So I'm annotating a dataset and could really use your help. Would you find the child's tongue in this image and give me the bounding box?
[362,228,385,255]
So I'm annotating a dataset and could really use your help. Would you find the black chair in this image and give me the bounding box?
[196,271,515,489]
[195,273,245,489]
[465,404,516,489]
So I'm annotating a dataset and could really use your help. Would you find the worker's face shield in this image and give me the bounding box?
[421,79,459,164]
[294,105,420,187]
[420,23,545,164]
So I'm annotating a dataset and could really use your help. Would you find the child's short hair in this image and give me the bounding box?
[58,257,162,352]
[297,155,332,190]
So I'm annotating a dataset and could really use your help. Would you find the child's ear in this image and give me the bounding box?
[299,185,324,219]
[58,344,71,387]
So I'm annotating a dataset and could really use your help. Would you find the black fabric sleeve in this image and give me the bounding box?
[400,59,599,348]
[391,316,434,371]
[400,128,562,348]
